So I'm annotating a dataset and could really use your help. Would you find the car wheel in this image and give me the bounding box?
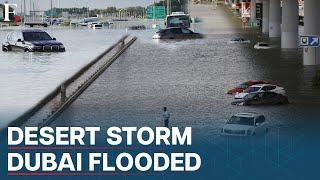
[24,49,30,52]
[2,45,8,52]
[2,45,12,51]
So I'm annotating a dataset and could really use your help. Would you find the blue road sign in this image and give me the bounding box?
[300,36,320,47]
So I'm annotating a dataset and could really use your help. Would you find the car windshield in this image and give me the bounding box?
[23,32,52,41]
[167,15,190,28]
[228,116,255,126]
[244,87,261,93]
[236,83,248,89]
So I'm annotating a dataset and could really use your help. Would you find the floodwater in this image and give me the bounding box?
[2,4,320,179]
[0,26,127,128]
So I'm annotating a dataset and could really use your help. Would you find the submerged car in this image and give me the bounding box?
[221,112,268,136]
[88,22,103,29]
[127,25,146,30]
[228,38,250,44]
[231,91,289,106]
[152,27,203,39]
[2,29,65,52]
[227,80,268,95]
[254,42,271,49]
[235,84,286,99]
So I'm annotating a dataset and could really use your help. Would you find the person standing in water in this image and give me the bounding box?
[162,107,170,127]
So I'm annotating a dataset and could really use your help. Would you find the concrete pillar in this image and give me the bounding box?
[250,0,256,24]
[269,0,281,37]
[281,0,299,48]
[303,0,320,65]
[262,0,269,34]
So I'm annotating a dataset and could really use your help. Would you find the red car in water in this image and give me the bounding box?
[227,80,268,95]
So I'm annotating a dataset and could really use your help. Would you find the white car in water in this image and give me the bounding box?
[254,42,271,49]
[221,112,268,136]
[234,84,286,99]
[228,38,251,44]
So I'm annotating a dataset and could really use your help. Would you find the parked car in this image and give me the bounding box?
[2,29,65,52]
[221,112,268,136]
[127,25,146,30]
[235,84,286,99]
[231,91,289,106]
[152,27,203,39]
[228,38,250,44]
[254,42,271,49]
[227,80,268,95]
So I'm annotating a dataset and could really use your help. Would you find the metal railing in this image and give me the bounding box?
[10,35,137,128]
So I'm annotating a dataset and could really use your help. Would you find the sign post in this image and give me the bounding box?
[300,36,320,47]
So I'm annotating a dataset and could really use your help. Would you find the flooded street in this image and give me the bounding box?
[1,3,320,180]
[0,27,127,126]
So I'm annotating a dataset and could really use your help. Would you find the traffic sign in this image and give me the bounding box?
[146,6,166,19]
[300,36,320,47]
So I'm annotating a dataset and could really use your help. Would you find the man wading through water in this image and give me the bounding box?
[162,107,170,127]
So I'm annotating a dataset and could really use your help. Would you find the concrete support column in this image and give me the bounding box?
[262,0,269,34]
[250,0,256,24]
[268,0,281,37]
[304,0,320,65]
[281,0,299,48]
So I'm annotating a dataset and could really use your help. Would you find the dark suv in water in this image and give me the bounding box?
[2,29,65,52]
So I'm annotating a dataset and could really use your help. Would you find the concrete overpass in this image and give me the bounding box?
[226,0,320,65]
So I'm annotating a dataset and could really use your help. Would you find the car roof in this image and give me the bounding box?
[21,29,46,33]
[250,84,275,88]
[163,27,189,30]
[234,112,261,118]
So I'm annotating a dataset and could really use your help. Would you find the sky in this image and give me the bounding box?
[1,0,160,12]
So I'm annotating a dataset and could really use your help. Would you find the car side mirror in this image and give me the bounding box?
[52,38,56,40]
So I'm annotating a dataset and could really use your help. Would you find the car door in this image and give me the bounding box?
[10,32,20,51]
[264,92,279,104]
[171,28,183,39]
[163,29,174,39]
[14,32,25,51]
[249,93,264,105]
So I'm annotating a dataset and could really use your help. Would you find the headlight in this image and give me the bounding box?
[59,45,65,49]
[153,34,160,39]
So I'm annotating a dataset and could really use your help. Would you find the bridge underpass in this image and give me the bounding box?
[229,0,320,65]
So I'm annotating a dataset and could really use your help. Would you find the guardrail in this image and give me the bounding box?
[10,35,137,127]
